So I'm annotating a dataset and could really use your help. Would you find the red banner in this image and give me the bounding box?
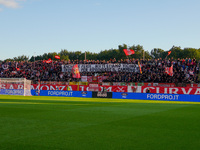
[1,83,200,95]
[99,86,127,92]
[81,76,109,82]
[141,86,200,95]
[31,84,128,92]
[0,83,24,89]
[186,84,200,87]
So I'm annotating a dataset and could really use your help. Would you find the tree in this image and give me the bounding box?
[168,46,182,59]
[182,48,200,60]
[129,45,144,59]
[118,44,128,60]
[3,44,200,62]
[151,48,165,59]
[59,49,69,60]
[13,55,29,61]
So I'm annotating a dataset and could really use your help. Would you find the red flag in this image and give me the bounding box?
[46,58,52,63]
[55,55,60,59]
[165,65,173,76]
[71,64,81,78]
[123,49,135,56]
[168,51,171,56]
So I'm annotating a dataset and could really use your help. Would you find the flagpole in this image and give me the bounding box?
[165,51,171,59]
[34,52,36,68]
[165,52,168,59]
[143,50,145,60]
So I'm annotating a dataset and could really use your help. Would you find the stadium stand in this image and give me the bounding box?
[0,58,199,84]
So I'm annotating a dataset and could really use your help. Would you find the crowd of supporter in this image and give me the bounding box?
[0,58,199,84]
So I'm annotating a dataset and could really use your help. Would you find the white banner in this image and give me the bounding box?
[62,64,139,73]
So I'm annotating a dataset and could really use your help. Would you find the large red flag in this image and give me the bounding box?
[168,51,171,56]
[71,64,81,78]
[46,58,52,63]
[123,49,135,56]
[165,65,173,76]
[55,55,60,59]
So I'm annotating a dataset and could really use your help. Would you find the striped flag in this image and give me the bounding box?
[165,65,173,76]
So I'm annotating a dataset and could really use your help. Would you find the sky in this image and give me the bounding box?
[0,0,200,60]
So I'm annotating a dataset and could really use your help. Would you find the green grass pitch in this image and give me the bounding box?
[0,95,200,150]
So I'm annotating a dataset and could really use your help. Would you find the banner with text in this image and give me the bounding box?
[1,83,200,95]
[141,86,200,95]
[62,64,139,73]
[112,92,200,102]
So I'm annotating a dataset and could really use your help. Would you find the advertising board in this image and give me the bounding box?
[112,92,200,102]
[0,89,24,95]
[92,92,112,98]
[31,90,92,98]
[30,90,200,102]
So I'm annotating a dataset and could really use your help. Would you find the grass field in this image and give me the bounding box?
[0,95,200,150]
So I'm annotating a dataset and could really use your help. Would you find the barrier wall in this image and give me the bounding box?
[30,90,200,102]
